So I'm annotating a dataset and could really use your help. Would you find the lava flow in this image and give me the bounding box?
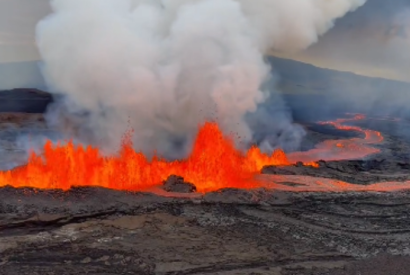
[0,114,389,193]
[0,122,305,193]
[287,114,383,163]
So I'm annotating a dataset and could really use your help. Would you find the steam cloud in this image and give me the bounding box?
[36,0,366,158]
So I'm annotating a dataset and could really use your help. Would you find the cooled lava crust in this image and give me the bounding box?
[1,90,410,274]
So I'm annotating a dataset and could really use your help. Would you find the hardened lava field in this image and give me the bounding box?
[1,93,410,274]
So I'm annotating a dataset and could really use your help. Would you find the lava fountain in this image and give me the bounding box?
[0,114,395,193]
[0,122,311,193]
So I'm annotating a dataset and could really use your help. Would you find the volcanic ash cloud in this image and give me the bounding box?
[36,0,366,158]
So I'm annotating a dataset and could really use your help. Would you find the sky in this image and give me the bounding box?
[273,0,410,82]
[0,0,49,62]
[0,0,410,82]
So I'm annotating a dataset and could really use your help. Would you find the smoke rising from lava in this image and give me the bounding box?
[36,0,366,158]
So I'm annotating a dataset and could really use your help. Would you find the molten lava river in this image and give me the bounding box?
[0,114,407,193]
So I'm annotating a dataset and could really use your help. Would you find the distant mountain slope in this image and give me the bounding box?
[0,61,45,90]
[267,56,410,121]
[1,57,409,117]
[268,56,410,97]
[0,56,408,123]
[0,88,52,113]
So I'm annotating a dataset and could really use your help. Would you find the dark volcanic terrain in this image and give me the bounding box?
[1,89,410,274]
[3,187,410,275]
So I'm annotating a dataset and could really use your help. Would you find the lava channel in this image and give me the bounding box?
[287,114,383,163]
[0,113,401,193]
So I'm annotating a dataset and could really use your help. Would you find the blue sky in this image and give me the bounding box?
[0,0,409,81]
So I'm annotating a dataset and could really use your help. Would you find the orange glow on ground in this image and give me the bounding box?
[0,122,306,193]
[286,114,383,164]
[0,114,402,193]
[258,174,410,193]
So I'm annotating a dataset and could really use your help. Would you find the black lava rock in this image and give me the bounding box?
[0,88,53,113]
[163,175,197,193]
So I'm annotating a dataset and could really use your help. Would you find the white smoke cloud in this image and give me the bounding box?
[35,0,366,158]
[238,0,367,52]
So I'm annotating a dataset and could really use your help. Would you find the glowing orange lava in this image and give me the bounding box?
[286,114,383,164]
[258,174,410,193]
[259,114,410,192]
[0,113,402,193]
[0,122,304,193]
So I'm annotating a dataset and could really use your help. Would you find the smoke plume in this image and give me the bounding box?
[36,0,366,158]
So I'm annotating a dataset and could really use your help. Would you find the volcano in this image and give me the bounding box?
[2,89,410,275]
